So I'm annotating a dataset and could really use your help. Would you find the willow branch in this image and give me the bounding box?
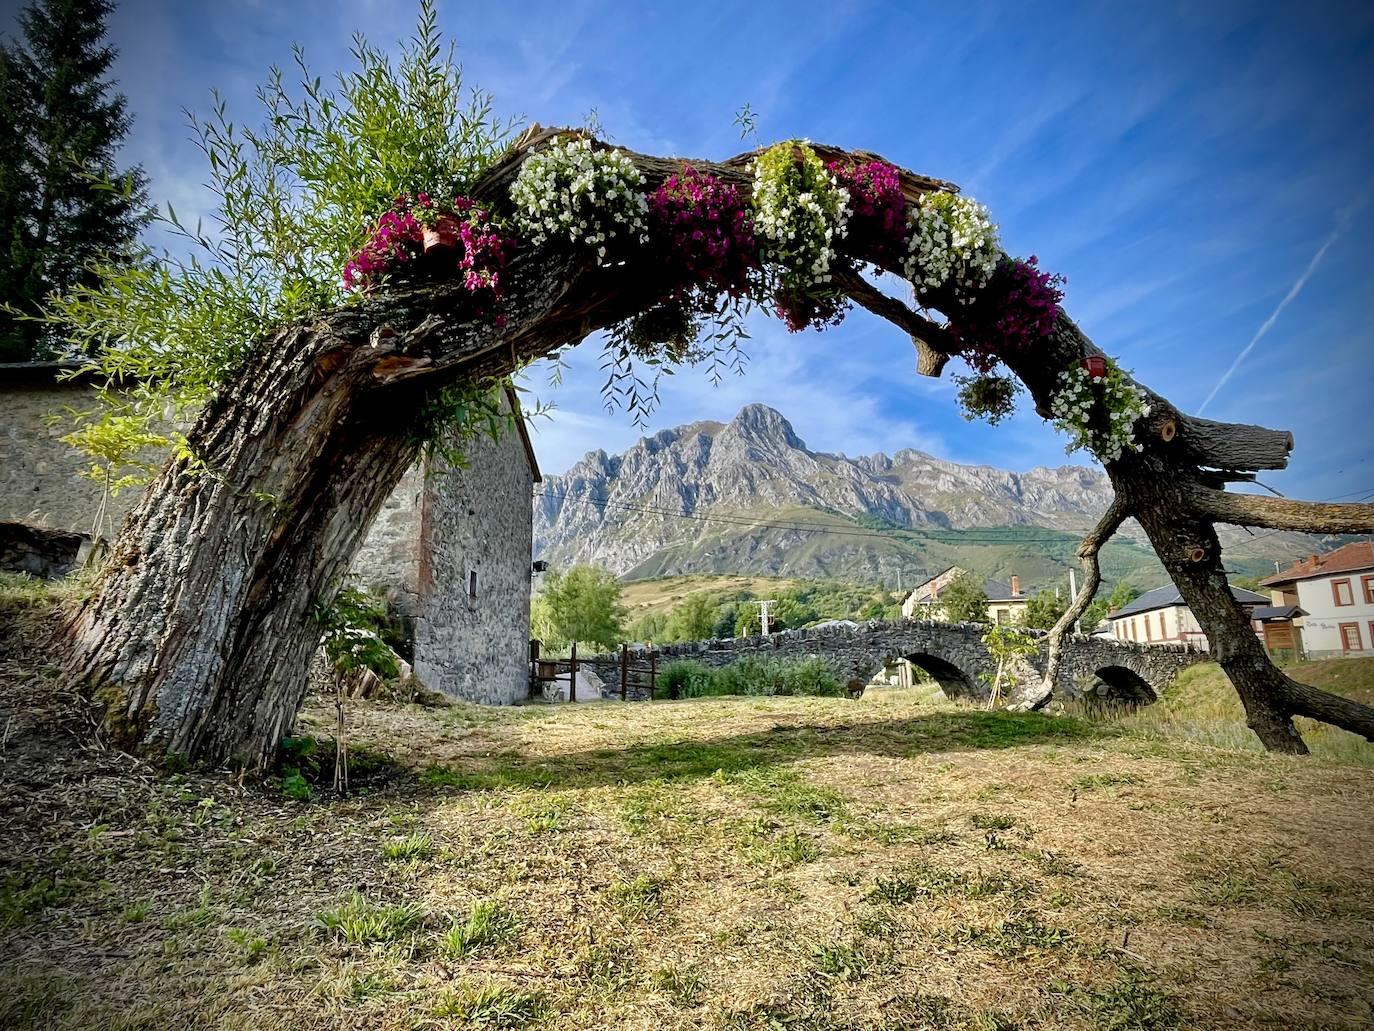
[1017,495,1130,712]
[1184,484,1374,534]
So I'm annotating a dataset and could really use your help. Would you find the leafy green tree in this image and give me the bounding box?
[537,565,625,651]
[1081,596,1111,633]
[938,572,989,624]
[0,0,149,360]
[663,591,718,642]
[1020,589,1068,630]
[1107,581,1142,612]
[628,611,667,645]
[980,625,1040,708]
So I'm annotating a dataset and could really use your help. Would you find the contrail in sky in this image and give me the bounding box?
[1197,203,1362,415]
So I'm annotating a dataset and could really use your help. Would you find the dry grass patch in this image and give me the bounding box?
[3,587,1374,1029]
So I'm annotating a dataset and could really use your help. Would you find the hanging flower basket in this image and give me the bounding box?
[423,214,461,254]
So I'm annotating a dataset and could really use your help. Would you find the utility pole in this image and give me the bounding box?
[758,599,776,637]
[1068,568,1080,634]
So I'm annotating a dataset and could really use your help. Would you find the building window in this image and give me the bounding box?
[1158,612,1167,640]
[996,608,1010,624]
[1362,575,1374,605]
[1145,616,1153,641]
[1332,578,1354,606]
[468,569,479,605]
[1339,622,1363,653]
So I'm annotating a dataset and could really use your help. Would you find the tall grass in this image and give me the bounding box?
[659,657,846,699]
[1074,659,1374,766]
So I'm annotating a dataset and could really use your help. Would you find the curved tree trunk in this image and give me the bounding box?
[66,130,1374,768]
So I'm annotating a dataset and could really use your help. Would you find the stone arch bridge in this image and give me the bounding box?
[583,618,1207,705]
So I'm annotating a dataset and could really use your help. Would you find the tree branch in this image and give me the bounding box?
[1184,484,1374,534]
[832,268,957,377]
[1015,495,1129,712]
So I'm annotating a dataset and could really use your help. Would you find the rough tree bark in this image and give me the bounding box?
[66,128,1374,768]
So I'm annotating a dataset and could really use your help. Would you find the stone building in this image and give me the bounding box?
[1,363,540,705]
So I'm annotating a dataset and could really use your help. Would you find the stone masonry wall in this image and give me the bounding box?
[411,419,535,705]
[0,377,144,535]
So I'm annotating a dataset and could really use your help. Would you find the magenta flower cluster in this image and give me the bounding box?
[828,158,905,262]
[453,199,515,303]
[949,256,1065,372]
[646,165,756,299]
[342,198,423,290]
[774,289,848,333]
[343,195,516,316]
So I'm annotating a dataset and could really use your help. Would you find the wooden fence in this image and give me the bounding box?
[529,641,658,702]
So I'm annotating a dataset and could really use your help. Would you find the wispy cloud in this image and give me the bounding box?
[1197,197,1365,415]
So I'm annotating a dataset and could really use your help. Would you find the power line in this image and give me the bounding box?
[535,481,1374,554]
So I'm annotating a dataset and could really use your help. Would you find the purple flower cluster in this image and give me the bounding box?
[828,158,905,262]
[454,200,515,302]
[646,165,756,300]
[343,195,516,313]
[949,256,1065,372]
[343,198,423,290]
[774,288,848,333]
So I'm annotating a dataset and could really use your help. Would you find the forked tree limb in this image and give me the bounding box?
[833,268,954,376]
[1015,496,1130,712]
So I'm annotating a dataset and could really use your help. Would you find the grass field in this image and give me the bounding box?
[618,574,810,620]
[3,584,1374,1030]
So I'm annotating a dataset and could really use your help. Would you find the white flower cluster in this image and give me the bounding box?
[752,144,851,288]
[1050,362,1152,464]
[902,193,1000,301]
[509,136,648,263]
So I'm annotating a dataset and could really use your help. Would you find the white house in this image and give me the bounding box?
[1260,542,1374,659]
[1107,583,1268,649]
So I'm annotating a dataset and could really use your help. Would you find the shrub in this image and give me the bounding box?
[663,656,845,698]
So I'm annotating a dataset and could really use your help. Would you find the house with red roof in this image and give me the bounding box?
[1261,542,1374,659]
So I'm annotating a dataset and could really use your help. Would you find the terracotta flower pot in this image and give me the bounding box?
[1081,355,1108,379]
[423,214,460,254]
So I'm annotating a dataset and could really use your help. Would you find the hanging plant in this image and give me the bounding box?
[1050,358,1152,463]
[954,373,1021,425]
[902,191,999,301]
[509,136,648,263]
[752,140,852,331]
[948,256,1066,372]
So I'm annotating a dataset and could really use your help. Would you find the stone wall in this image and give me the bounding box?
[411,419,536,705]
[0,371,144,535]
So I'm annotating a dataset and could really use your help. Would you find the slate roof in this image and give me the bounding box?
[1110,583,1268,619]
[1250,605,1303,622]
[1261,542,1374,587]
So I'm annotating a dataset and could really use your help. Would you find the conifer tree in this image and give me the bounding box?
[0,0,148,361]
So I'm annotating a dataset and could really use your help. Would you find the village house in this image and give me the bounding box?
[901,566,1029,625]
[1260,542,1374,659]
[1107,583,1270,650]
[0,362,540,705]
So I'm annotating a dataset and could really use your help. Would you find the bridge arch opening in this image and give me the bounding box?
[904,652,983,701]
[1091,665,1157,705]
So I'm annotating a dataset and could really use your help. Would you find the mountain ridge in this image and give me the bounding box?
[532,403,1328,589]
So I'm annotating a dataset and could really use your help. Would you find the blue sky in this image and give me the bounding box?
[17,0,1374,498]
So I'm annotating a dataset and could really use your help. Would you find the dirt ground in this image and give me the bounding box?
[3,598,1373,1030]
